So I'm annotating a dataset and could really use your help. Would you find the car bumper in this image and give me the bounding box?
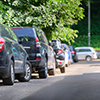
[56,59,65,68]
[92,55,97,59]
[29,59,46,72]
[0,66,10,78]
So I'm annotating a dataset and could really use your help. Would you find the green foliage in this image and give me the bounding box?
[72,35,100,50]
[0,0,85,43]
[72,2,100,36]
[0,1,10,23]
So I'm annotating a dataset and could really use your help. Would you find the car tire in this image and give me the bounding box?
[18,60,32,82]
[39,58,48,78]
[73,56,78,62]
[86,56,92,61]
[66,63,69,67]
[60,65,65,73]
[3,60,15,85]
[65,62,70,67]
[48,58,56,75]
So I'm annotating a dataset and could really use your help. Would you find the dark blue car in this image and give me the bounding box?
[0,24,32,85]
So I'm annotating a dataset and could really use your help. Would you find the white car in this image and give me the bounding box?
[75,47,97,61]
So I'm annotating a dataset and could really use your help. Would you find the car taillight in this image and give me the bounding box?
[71,51,75,54]
[35,37,41,48]
[93,52,95,55]
[59,62,62,65]
[0,38,5,52]
[58,49,63,54]
[12,27,22,29]
[36,58,41,61]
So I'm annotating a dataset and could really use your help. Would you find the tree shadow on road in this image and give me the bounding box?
[75,60,100,65]
[20,72,100,100]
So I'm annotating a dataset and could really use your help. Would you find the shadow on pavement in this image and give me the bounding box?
[20,72,100,100]
[75,60,100,65]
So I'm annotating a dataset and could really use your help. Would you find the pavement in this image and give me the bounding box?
[1,60,100,100]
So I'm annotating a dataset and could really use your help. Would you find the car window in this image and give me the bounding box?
[52,40,61,48]
[39,30,45,43]
[0,24,18,42]
[62,45,66,50]
[41,30,48,44]
[52,41,57,48]
[57,41,62,47]
[76,49,79,52]
[8,27,18,42]
[86,49,91,52]
[36,30,42,42]
[78,49,86,52]
[12,27,35,43]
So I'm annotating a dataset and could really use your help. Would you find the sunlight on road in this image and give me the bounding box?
[53,60,100,77]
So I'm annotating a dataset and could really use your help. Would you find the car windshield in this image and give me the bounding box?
[13,27,35,42]
[52,40,62,48]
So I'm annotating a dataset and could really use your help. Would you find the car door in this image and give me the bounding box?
[40,30,54,68]
[76,49,86,60]
[7,27,24,72]
[13,43,23,70]
[41,31,53,68]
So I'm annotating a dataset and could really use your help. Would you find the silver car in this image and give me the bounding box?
[75,47,97,61]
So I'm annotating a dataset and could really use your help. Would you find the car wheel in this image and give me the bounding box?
[86,56,92,61]
[3,60,15,85]
[39,58,48,78]
[18,61,32,82]
[60,65,65,73]
[73,56,78,62]
[48,58,56,75]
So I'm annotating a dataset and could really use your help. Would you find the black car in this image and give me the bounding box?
[51,39,65,73]
[12,26,56,78]
[0,24,32,85]
[68,45,78,62]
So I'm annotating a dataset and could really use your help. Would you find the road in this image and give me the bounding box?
[1,60,100,100]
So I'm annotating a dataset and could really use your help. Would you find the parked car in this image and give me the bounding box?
[12,26,56,78]
[68,45,78,62]
[0,24,32,85]
[75,47,97,61]
[62,44,68,67]
[51,39,65,73]
[62,44,72,66]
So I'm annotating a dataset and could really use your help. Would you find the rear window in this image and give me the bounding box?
[52,40,57,42]
[68,45,74,51]
[52,40,61,48]
[12,27,35,42]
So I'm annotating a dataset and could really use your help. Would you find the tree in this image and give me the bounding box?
[0,1,10,23]
[1,0,85,44]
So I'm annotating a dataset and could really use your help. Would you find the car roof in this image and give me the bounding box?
[75,47,93,49]
[62,44,66,46]
[12,27,32,29]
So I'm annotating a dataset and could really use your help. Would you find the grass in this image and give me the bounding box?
[72,35,100,50]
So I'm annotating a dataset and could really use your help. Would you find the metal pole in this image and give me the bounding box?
[88,1,90,47]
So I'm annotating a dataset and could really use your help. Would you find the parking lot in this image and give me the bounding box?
[0,60,100,100]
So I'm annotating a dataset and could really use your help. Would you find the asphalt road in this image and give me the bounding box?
[1,60,100,100]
